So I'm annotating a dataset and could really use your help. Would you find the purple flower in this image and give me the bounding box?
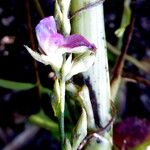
[113,117,150,149]
[25,16,96,72]
[36,16,96,55]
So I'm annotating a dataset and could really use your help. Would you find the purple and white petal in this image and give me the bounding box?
[36,16,57,35]
[63,34,96,51]
[35,16,65,54]
[40,33,64,55]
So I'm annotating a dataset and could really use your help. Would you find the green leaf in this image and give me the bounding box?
[115,0,131,38]
[29,110,59,138]
[110,75,122,100]
[133,140,150,150]
[0,79,35,90]
[40,86,52,95]
[115,27,126,38]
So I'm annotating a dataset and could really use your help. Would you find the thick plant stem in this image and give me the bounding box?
[59,79,65,148]
[71,0,111,127]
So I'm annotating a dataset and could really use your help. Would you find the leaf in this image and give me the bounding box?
[115,27,126,38]
[40,86,52,95]
[140,59,150,73]
[133,140,150,150]
[111,76,122,100]
[72,108,87,150]
[107,42,150,74]
[115,0,131,38]
[29,110,59,138]
[0,79,35,90]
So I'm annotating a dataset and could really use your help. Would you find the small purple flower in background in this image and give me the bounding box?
[25,16,96,74]
[113,117,150,149]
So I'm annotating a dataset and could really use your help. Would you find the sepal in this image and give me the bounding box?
[64,138,72,150]
[72,108,87,150]
[25,45,63,72]
[66,52,95,80]
[61,54,72,79]
[78,85,96,130]
[51,79,61,117]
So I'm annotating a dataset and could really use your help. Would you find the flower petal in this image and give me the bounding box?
[63,34,96,51]
[41,54,63,71]
[36,16,57,35]
[35,16,96,56]
[40,33,64,55]
[25,45,63,71]
[35,16,65,55]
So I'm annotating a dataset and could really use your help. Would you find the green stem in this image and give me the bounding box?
[59,79,65,148]
[116,0,131,49]
[33,0,45,18]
